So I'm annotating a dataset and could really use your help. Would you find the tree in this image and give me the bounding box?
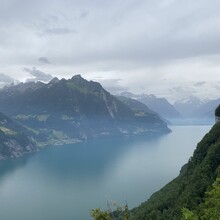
[182,178,220,220]
[90,203,130,220]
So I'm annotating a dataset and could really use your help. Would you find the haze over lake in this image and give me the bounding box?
[0,125,211,220]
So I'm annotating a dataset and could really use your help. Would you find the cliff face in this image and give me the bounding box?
[0,112,36,160]
[131,122,220,220]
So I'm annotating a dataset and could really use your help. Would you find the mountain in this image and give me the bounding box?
[190,98,220,124]
[119,92,182,124]
[174,96,220,125]
[138,94,182,121]
[117,96,171,124]
[174,96,208,118]
[116,96,154,114]
[130,116,220,219]
[0,75,170,146]
[173,96,215,124]
[0,112,36,160]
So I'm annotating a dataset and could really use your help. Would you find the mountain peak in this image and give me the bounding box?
[49,77,59,84]
[0,76,170,146]
[71,74,84,80]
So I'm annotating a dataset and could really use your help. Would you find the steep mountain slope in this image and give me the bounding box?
[119,92,182,124]
[130,121,220,220]
[137,95,182,121]
[0,76,170,146]
[117,96,171,124]
[0,112,36,159]
[116,96,154,114]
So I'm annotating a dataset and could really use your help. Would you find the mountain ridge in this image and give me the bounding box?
[118,92,182,124]
[0,76,170,147]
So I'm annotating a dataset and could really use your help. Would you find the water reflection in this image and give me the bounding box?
[0,126,211,220]
[21,134,166,182]
[0,154,34,185]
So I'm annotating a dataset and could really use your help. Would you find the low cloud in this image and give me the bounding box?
[0,73,19,87]
[24,67,53,82]
[96,78,129,94]
[194,81,206,87]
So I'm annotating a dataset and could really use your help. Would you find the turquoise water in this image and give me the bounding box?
[0,126,211,220]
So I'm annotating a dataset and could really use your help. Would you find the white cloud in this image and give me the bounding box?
[0,0,220,101]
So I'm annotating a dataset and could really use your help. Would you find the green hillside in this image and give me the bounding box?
[0,112,36,159]
[130,121,220,219]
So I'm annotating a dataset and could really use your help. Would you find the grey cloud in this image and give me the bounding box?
[95,78,129,94]
[38,57,52,64]
[0,73,19,87]
[1,0,220,67]
[0,73,16,83]
[194,81,206,87]
[24,67,53,82]
[79,9,89,19]
[48,0,220,69]
[38,27,77,37]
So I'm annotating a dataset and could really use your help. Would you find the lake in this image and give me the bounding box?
[0,125,212,220]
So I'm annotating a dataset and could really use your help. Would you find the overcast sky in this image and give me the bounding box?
[0,0,220,102]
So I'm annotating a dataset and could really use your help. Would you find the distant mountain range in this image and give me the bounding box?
[174,96,220,124]
[119,92,182,124]
[174,96,207,118]
[0,75,170,157]
[190,98,220,123]
[120,92,220,125]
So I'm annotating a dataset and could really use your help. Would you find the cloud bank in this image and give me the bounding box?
[0,0,220,101]
[0,73,19,87]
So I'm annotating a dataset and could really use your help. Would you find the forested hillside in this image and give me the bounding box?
[130,121,220,219]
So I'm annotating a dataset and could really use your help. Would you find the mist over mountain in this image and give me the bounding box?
[173,96,220,125]
[118,92,220,125]
[174,96,208,118]
[0,73,19,88]
[116,96,154,114]
[0,75,170,147]
[190,98,220,123]
[119,92,182,124]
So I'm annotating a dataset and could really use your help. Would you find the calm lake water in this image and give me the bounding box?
[0,125,212,220]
